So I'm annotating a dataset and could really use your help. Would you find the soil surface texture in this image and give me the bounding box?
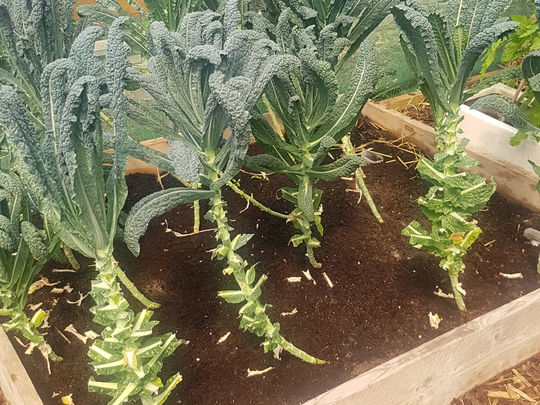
[8,122,540,405]
[453,351,540,404]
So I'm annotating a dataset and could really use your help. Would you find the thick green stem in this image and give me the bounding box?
[108,259,159,309]
[89,255,182,404]
[449,273,467,311]
[354,168,383,223]
[208,189,323,364]
[435,112,464,174]
[306,244,322,269]
[62,244,80,270]
[279,336,325,364]
[537,252,540,274]
[193,200,200,233]
[341,136,383,223]
[227,180,289,219]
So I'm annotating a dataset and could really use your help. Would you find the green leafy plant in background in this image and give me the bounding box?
[522,1,540,125]
[0,0,85,267]
[0,19,183,404]
[469,1,540,176]
[474,0,540,127]
[481,14,540,75]
[0,0,85,119]
[79,0,218,56]
[244,0,396,268]
[123,1,323,364]
[392,0,518,310]
[0,171,63,367]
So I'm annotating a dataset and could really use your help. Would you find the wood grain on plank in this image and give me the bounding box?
[303,288,540,405]
[0,328,43,405]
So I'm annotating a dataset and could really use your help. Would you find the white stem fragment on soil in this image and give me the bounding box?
[64,324,98,344]
[84,330,99,340]
[21,342,53,374]
[322,272,334,288]
[52,268,77,273]
[56,328,71,344]
[428,312,442,329]
[247,367,274,377]
[217,332,231,344]
[66,292,89,306]
[164,219,213,238]
[27,302,43,311]
[302,270,316,285]
[433,288,454,299]
[456,283,467,296]
[280,308,298,317]
[40,311,51,329]
[499,272,524,279]
[273,346,283,360]
[29,276,61,294]
[13,336,27,348]
[51,284,73,294]
[286,276,302,283]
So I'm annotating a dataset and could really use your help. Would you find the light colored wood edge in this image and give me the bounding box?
[379,92,426,111]
[382,72,501,111]
[304,288,540,405]
[0,328,43,405]
[361,100,540,211]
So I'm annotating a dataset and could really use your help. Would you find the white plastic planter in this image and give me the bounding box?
[458,103,540,174]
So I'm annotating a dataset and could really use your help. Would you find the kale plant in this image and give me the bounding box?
[79,0,219,55]
[0,0,85,117]
[0,171,63,367]
[123,1,323,363]
[244,1,396,267]
[392,0,518,310]
[0,20,184,404]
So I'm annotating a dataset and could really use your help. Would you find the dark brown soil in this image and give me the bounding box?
[7,122,540,405]
[453,352,540,404]
[404,103,434,126]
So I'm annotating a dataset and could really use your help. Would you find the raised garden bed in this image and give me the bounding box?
[2,123,539,405]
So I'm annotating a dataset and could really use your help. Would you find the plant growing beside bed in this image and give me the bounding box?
[392,0,518,310]
[0,20,183,404]
[122,0,323,364]
[0,171,64,367]
[241,0,396,268]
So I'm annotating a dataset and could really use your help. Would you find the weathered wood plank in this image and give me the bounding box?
[304,288,540,405]
[361,100,540,211]
[0,328,43,405]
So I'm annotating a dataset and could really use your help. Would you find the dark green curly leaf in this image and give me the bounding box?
[125,187,216,256]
